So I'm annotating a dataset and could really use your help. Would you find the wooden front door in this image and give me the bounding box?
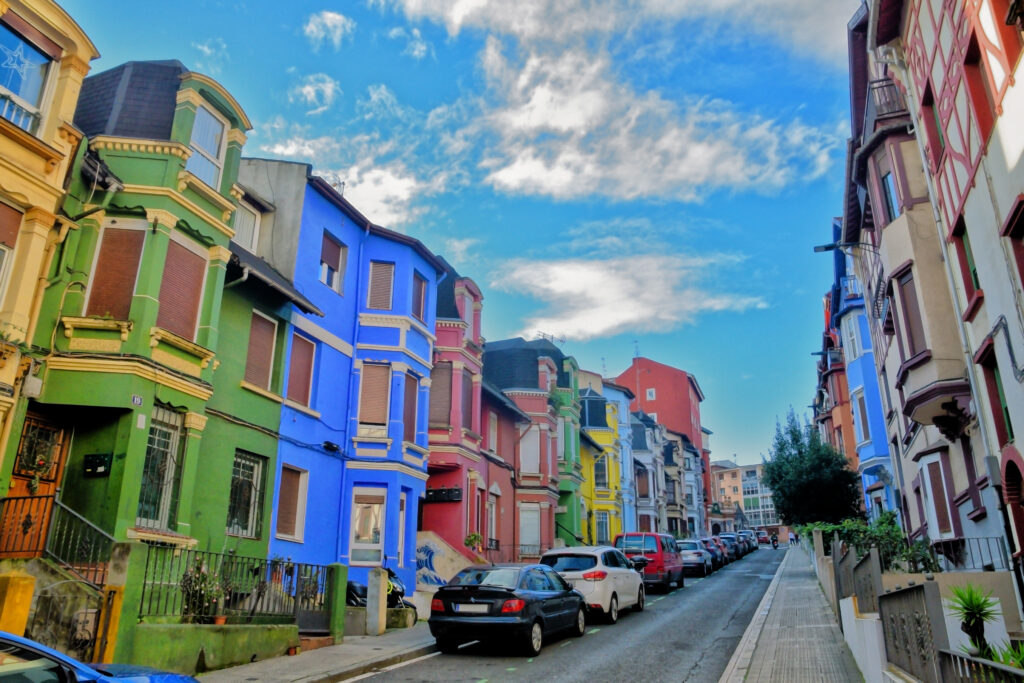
[0,415,68,557]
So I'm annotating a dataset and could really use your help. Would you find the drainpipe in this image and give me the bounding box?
[223,267,249,289]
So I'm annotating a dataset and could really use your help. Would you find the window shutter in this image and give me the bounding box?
[0,203,21,249]
[287,334,315,405]
[360,364,391,425]
[637,472,650,497]
[368,262,394,310]
[429,362,451,425]
[276,467,300,537]
[245,313,276,388]
[927,461,952,534]
[461,370,473,429]
[156,240,206,339]
[88,228,145,320]
[322,233,341,269]
[412,275,425,320]
[403,373,418,442]
[898,273,927,355]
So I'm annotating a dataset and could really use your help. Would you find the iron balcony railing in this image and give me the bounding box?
[878,536,1010,573]
[486,538,500,551]
[0,90,41,134]
[863,78,907,135]
[841,275,863,299]
[0,495,54,556]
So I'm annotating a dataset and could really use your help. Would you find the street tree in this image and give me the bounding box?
[762,409,862,526]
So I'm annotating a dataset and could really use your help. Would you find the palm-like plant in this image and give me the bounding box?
[947,584,998,658]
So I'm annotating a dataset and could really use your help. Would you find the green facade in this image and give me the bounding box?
[554,357,583,546]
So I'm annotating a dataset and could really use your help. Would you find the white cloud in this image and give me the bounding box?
[442,237,480,266]
[304,10,356,51]
[317,161,445,228]
[387,26,432,59]
[191,37,228,76]
[356,84,408,120]
[493,254,767,341]
[288,73,341,115]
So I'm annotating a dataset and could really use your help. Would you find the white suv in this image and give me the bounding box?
[540,546,645,624]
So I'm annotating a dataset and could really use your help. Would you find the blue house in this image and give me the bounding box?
[238,159,443,589]
[827,218,898,520]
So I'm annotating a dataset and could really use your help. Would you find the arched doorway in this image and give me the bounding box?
[711,522,721,535]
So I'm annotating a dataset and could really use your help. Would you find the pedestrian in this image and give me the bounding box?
[795,532,800,546]
[788,531,796,546]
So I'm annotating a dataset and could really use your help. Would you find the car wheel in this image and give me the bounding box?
[572,608,586,637]
[633,586,645,612]
[702,562,709,577]
[523,620,543,656]
[606,594,619,624]
[437,638,459,655]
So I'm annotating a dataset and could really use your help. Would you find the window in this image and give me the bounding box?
[350,487,385,565]
[920,83,944,170]
[136,406,185,531]
[854,390,870,444]
[412,273,426,321]
[368,261,394,310]
[646,388,656,400]
[397,492,407,567]
[227,451,266,538]
[0,19,54,134]
[319,232,346,293]
[487,495,496,541]
[897,270,927,356]
[732,486,738,494]
[964,34,996,143]
[637,471,650,497]
[185,104,226,188]
[233,200,260,251]
[952,219,981,303]
[244,312,277,390]
[489,412,498,452]
[359,363,391,426]
[518,504,540,554]
[403,372,418,443]
[880,367,893,414]
[976,342,1015,446]
[88,225,145,320]
[461,370,473,430]
[596,511,610,544]
[286,334,315,406]
[925,460,952,535]
[157,240,206,340]
[429,362,452,425]
[0,203,20,303]
[553,417,562,461]
[595,455,608,488]
[521,425,540,473]
[276,465,308,541]
[882,172,901,223]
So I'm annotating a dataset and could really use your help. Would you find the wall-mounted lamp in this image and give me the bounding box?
[323,441,340,452]
[812,241,879,254]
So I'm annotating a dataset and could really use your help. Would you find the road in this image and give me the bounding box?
[366,547,785,683]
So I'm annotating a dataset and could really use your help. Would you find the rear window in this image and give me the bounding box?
[615,535,658,552]
[540,554,598,571]
[677,541,700,551]
[449,567,520,588]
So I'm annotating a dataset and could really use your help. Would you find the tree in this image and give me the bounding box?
[761,409,862,526]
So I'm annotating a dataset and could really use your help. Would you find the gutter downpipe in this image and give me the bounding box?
[869,5,1024,612]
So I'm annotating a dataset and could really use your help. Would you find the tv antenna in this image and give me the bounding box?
[534,331,566,345]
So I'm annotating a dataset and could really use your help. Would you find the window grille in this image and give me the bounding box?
[137,407,185,531]
[227,451,266,538]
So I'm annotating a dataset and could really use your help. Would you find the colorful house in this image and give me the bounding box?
[603,380,636,533]
[578,375,623,545]
[237,158,443,589]
[631,411,667,532]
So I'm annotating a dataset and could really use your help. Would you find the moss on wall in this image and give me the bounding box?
[128,623,298,675]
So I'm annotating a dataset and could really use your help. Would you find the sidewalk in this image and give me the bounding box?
[720,546,862,682]
[198,622,435,683]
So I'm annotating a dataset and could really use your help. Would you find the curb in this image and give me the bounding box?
[718,548,790,683]
[298,641,438,683]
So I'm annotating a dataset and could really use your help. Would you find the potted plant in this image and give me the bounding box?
[947,583,998,658]
[180,559,225,623]
[464,533,484,554]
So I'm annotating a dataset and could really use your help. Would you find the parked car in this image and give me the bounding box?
[613,532,685,592]
[0,630,198,681]
[738,530,757,552]
[717,533,742,560]
[676,540,713,577]
[429,564,586,656]
[540,546,645,623]
[724,532,749,556]
[709,536,732,563]
[699,537,726,569]
[757,530,770,545]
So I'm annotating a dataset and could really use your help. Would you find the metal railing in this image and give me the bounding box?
[138,545,330,625]
[486,538,500,551]
[879,536,1010,573]
[45,500,115,589]
[853,547,883,613]
[0,91,41,134]
[836,544,858,602]
[879,581,949,682]
[863,78,907,135]
[939,649,1024,682]
[842,275,862,299]
[0,495,54,555]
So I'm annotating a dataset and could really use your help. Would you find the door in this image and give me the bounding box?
[602,550,628,607]
[0,415,68,557]
[661,536,680,582]
[521,568,560,629]
[540,566,575,628]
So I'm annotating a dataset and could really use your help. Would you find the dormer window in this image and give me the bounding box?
[185,104,226,189]
[0,19,54,135]
[232,199,260,252]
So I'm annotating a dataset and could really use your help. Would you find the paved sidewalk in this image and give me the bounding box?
[198,623,435,683]
[720,546,862,682]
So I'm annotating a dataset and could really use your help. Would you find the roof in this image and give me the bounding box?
[601,379,635,399]
[433,254,462,319]
[483,337,571,390]
[580,429,603,452]
[75,61,188,139]
[480,380,532,423]
[229,243,323,316]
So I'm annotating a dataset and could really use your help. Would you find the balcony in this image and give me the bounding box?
[863,78,907,134]
[841,275,862,300]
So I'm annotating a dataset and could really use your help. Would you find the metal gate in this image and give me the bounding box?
[25,579,110,662]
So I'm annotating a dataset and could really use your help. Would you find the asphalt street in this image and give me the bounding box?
[366,547,786,683]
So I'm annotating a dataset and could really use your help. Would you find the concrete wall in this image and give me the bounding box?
[840,597,886,683]
[879,571,1022,635]
[129,623,298,675]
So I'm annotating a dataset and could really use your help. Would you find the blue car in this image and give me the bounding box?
[0,630,197,682]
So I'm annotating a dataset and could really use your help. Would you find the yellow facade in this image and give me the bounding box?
[579,371,623,545]
[0,1,97,479]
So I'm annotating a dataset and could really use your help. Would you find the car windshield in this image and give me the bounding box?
[677,541,700,551]
[449,567,520,588]
[615,535,658,552]
[540,554,597,571]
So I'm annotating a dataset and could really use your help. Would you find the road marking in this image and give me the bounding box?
[345,651,441,680]
[506,667,517,672]
[560,640,573,647]
[587,627,601,635]
[527,658,534,663]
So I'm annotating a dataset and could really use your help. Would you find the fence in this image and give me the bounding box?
[879,581,949,682]
[45,501,115,589]
[938,649,1024,682]
[0,495,54,555]
[879,536,1009,573]
[852,548,883,613]
[138,545,331,627]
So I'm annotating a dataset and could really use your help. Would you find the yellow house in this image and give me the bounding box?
[579,371,623,545]
[0,1,97,474]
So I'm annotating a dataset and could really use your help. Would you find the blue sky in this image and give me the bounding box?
[61,0,860,464]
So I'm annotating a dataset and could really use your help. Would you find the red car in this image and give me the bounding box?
[613,532,685,592]
[757,530,770,544]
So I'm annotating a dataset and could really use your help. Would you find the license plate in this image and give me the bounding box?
[454,603,489,613]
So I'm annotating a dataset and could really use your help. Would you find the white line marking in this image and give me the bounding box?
[346,651,441,681]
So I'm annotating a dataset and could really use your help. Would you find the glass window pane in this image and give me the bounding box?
[191,106,224,157]
[0,23,50,107]
[233,204,257,250]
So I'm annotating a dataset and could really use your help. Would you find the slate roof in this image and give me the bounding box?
[631,422,648,451]
[483,337,570,390]
[434,254,462,320]
[228,243,322,316]
[74,60,190,139]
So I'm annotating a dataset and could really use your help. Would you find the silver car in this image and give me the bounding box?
[676,540,713,576]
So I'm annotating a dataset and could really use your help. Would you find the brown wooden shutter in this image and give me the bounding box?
[898,272,927,355]
[412,275,425,320]
[244,313,276,388]
[287,334,315,405]
[368,262,394,310]
[461,370,473,429]
[637,472,650,497]
[927,461,952,534]
[403,373,417,442]
[87,228,145,320]
[359,364,391,425]
[276,467,300,536]
[429,362,451,425]
[322,233,341,269]
[156,240,206,339]
[0,202,21,249]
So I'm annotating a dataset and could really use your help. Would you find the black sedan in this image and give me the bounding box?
[429,564,587,656]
